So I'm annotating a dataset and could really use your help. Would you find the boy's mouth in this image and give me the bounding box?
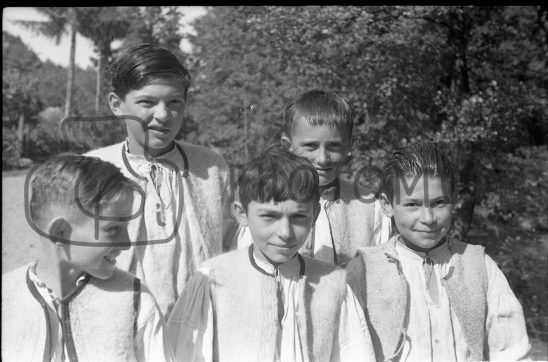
[147,126,170,134]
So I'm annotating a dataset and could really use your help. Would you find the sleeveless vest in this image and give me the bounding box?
[204,248,347,362]
[348,236,487,361]
[2,265,140,362]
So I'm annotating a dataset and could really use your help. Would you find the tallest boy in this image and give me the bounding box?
[86,44,236,318]
[236,90,391,266]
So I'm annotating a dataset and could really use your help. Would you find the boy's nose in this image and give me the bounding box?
[276,217,292,241]
[153,103,170,121]
[420,206,435,224]
[316,148,329,165]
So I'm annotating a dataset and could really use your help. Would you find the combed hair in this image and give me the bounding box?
[30,154,137,226]
[239,144,320,211]
[284,89,353,139]
[383,142,456,203]
[107,43,191,99]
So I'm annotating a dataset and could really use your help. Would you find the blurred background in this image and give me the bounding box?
[3,6,547,357]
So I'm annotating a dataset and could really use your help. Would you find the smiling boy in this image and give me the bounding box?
[346,142,530,361]
[85,44,237,319]
[167,145,375,361]
[1,154,173,361]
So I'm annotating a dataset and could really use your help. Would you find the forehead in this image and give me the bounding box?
[395,175,449,198]
[290,118,347,142]
[247,199,315,214]
[128,78,187,96]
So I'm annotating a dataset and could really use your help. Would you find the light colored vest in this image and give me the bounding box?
[302,178,385,266]
[346,236,488,361]
[203,248,347,362]
[2,264,141,362]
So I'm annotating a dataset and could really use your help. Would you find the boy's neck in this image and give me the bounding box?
[400,236,448,254]
[35,260,84,298]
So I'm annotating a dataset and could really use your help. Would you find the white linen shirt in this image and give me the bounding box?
[394,239,530,361]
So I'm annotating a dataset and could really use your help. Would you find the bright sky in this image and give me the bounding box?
[2,7,207,69]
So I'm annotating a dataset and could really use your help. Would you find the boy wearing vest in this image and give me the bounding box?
[1,154,173,361]
[236,90,392,266]
[346,142,530,361]
[167,145,375,361]
[86,44,237,319]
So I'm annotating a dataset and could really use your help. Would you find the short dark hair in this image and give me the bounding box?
[30,154,137,227]
[238,144,320,211]
[284,89,353,140]
[383,142,456,203]
[107,43,191,99]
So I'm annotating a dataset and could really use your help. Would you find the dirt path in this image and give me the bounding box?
[2,168,41,274]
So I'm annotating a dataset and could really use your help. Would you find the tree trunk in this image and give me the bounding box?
[64,17,76,119]
[16,113,25,158]
[95,52,102,115]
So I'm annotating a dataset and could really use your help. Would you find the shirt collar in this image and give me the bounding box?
[248,245,304,279]
[319,177,340,203]
[28,262,90,303]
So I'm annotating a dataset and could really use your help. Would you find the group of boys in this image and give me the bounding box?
[2,44,530,362]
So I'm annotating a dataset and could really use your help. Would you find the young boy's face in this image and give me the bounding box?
[65,190,133,279]
[109,78,186,157]
[284,119,349,186]
[238,199,319,264]
[381,175,453,250]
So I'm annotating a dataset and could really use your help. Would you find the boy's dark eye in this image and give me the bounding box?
[328,143,342,151]
[137,100,154,106]
[432,200,447,207]
[404,202,419,207]
[303,143,318,150]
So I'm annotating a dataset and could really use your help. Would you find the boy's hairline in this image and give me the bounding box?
[111,74,191,99]
[285,112,353,141]
[385,171,455,204]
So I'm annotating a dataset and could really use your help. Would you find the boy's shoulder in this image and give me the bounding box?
[176,141,227,170]
[201,247,249,271]
[2,263,33,289]
[84,142,124,163]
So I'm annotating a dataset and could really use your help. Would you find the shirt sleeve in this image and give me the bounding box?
[135,292,175,362]
[484,254,531,361]
[166,270,214,362]
[371,199,392,246]
[333,284,376,362]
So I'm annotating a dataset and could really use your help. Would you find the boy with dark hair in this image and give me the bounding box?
[86,44,237,318]
[346,142,530,361]
[236,89,391,266]
[168,145,375,361]
[2,154,173,361]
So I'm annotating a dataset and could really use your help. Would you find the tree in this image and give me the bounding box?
[2,32,43,162]
[76,7,132,115]
[19,7,80,119]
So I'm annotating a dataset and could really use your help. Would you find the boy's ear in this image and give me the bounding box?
[232,201,249,227]
[379,193,394,218]
[47,217,72,245]
[280,133,292,150]
[108,92,123,115]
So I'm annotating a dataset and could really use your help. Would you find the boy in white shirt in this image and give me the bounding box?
[2,154,173,361]
[168,145,375,361]
[346,142,530,361]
